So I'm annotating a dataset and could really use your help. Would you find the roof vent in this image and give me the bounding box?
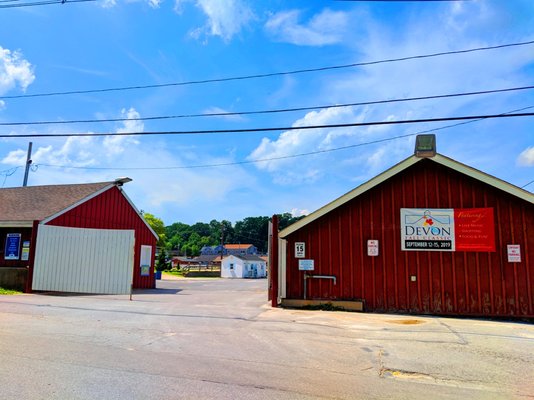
[114,177,132,186]
[414,134,436,158]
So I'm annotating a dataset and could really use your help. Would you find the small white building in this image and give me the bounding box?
[221,254,266,279]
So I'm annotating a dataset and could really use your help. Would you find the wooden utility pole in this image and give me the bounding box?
[22,142,32,187]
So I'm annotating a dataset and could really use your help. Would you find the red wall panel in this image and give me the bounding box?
[284,159,534,318]
[46,186,156,289]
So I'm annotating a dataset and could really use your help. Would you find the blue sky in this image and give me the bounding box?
[0,0,533,225]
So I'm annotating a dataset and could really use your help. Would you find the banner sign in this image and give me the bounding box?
[4,233,21,260]
[401,208,495,252]
[455,208,495,252]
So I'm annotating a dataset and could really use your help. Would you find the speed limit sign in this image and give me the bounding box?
[295,242,305,258]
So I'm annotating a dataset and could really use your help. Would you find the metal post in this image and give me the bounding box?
[304,273,307,300]
[270,215,279,307]
[22,142,32,187]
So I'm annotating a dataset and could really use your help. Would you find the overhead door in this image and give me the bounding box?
[32,225,135,294]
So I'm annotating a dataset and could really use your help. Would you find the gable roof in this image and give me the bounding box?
[0,182,113,227]
[224,254,265,262]
[0,180,159,239]
[195,254,222,263]
[279,153,534,238]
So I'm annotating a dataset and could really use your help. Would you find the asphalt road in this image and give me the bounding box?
[0,277,533,399]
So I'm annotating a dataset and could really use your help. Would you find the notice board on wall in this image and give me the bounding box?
[4,233,21,260]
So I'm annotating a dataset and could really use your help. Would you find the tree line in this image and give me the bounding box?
[144,213,304,257]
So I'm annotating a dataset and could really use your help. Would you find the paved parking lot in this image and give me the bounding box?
[0,277,533,399]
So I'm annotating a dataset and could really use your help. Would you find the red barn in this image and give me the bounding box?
[272,150,533,319]
[0,178,158,293]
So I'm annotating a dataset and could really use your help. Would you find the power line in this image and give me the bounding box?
[2,40,533,100]
[337,0,470,1]
[2,85,533,127]
[2,111,533,139]
[0,166,20,188]
[0,0,95,8]
[33,106,534,171]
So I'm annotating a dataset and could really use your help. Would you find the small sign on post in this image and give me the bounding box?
[298,259,314,271]
[507,245,521,263]
[295,242,305,258]
[367,240,379,256]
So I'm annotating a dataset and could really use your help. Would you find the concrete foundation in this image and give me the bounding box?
[0,267,28,292]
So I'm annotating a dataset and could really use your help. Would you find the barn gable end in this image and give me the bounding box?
[278,156,534,318]
[45,186,158,289]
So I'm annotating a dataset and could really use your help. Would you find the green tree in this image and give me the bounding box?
[143,213,167,247]
[278,212,305,231]
[155,248,169,271]
[234,216,270,253]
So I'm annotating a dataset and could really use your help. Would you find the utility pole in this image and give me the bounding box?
[22,142,33,187]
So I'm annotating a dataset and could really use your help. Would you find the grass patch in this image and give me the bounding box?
[0,287,22,295]
[163,270,185,277]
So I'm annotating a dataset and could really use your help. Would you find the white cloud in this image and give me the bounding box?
[0,47,35,95]
[291,208,309,217]
[252,2,534,186]
[100,0,116,8]
[203,106,245,122]
[0,106,259,223]
[1,149,26,165]
[147,0,162,8]
[247,105,400,184]
[100,0,160,8]
[265,8,349,46]
[104,108,143,157]
[176,0,255,42]
[518,147,534,166]
[2,137,97,168]
[2,108,143,168]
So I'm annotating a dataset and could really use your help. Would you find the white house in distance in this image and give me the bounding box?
[221,254,266,279]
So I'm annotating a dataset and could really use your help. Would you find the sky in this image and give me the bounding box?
[0,0,533,225]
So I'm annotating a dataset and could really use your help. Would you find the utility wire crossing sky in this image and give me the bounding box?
[1,0,532,224]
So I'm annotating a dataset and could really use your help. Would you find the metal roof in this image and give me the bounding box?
[279,153,534,238]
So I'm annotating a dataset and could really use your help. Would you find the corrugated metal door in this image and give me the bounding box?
[32,225,135,294]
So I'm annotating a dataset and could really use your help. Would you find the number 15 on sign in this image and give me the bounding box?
[295,242,305,258]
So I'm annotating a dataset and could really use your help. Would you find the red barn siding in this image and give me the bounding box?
[284,160,534,318]
[46,186,156,289]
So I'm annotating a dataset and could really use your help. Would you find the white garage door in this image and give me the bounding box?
[32,225,135,294]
